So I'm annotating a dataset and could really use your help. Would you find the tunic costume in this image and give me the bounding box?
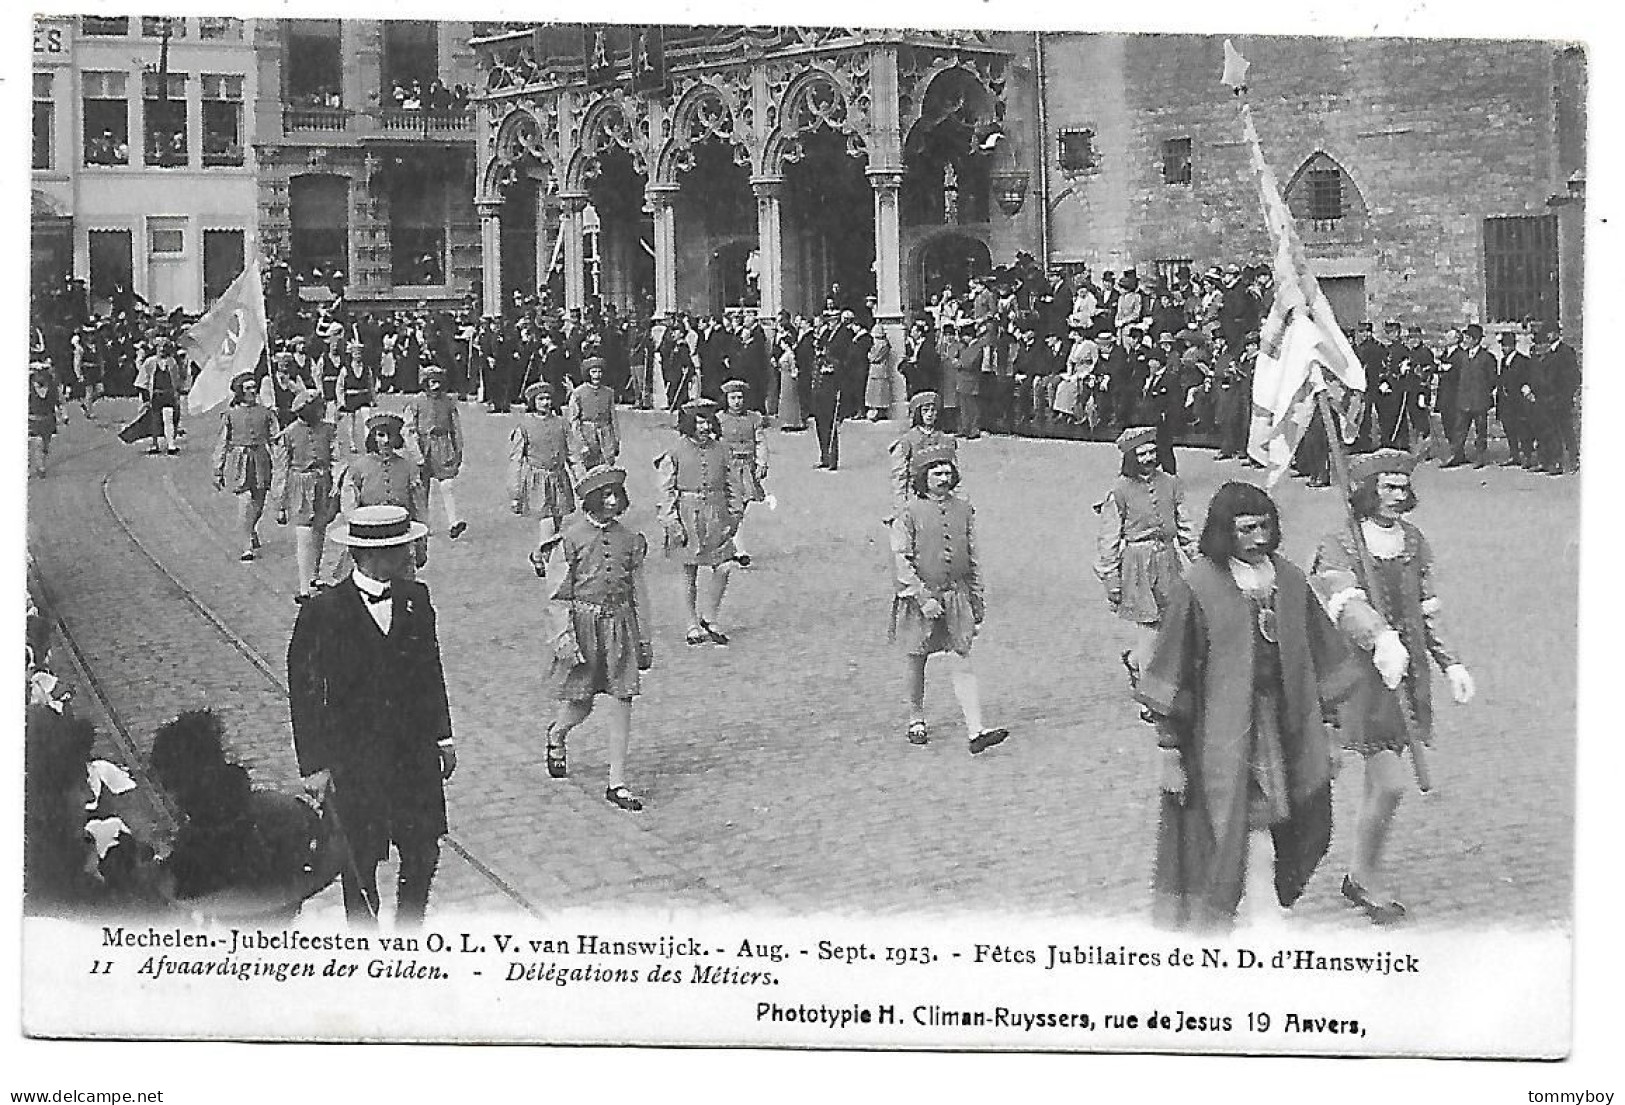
[29,373,59,440]
[887,427,956,511]
[567,382,621,473]
[717,409,768,503]
[776,346,802,425]
[656,437,743,568]
[544,516,649,700]
[213,402,278,495]
[1094,471,1197,626]
[1135,558,1359,929]
[340,452,427,557]
[338,360,375,413]
[407,392,464,481]
[1310,520,1459,756]
[508,412,575,520]
[889,492,983,657]
[277,419,338,528]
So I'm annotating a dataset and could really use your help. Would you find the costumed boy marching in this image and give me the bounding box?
[1134,482,1360,931]
[407,365,468,540]
[657,399,745,646]
[889,442,1009,754]
[510,380,575,577]
[277,387,339,604]
[213,371,279,562]
[541,466,654,812]
[1309,448,1475,925]
[717,379,769,566]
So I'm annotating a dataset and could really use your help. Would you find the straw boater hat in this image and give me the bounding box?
[1349,448,1418,485]
[908,391,940,415]
[575,465,627,501]
[910,441,959,480]
[328,504,428,548]
[1116,426,1157,453]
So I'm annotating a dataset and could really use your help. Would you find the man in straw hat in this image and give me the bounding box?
[276,387,339,604]
[1096,426,1197,676]
[1135,482,1360,930]
[540,466,653,811]
[889,442,1009,754]
[1310,448,1476,925]
[289,505,456,926]
[406,365,468,540]
[213,371,279,562]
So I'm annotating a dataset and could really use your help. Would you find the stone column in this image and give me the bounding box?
[868,168,907,418]
[558,192,589,310]
[646,183,680,319]
[751,176,785,328]
[476,199,503,318]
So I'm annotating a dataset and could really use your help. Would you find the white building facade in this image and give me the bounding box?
[32,15,261,314]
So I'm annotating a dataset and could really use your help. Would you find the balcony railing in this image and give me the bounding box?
[283,107,351,133]
[371,108,474,141]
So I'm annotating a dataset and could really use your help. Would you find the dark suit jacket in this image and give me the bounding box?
[288,577,452,864]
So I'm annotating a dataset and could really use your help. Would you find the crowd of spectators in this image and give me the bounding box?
[386,78,473,114]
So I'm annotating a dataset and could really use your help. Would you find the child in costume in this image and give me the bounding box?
[213,371,279,561]
[406,365,468,540]
[542,466,654,812]
[510,381,575,576]
[656,399,744,646]
[890,443,1010,754]
[717,379,768,566]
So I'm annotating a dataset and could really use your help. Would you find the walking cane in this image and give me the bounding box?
[318,778,379,922]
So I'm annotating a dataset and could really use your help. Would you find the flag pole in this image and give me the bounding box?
[1224,41,1432,793]
[1314,390,1432,792]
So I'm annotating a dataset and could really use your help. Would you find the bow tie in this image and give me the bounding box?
[361,588,392,605]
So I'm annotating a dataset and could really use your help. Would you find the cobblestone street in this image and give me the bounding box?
[27,397,1577,929]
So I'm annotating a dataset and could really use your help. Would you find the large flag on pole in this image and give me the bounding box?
[182,261,267,414]
[1225,42,1365,485]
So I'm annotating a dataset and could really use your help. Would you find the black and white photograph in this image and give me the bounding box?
[9,0,1620,1094]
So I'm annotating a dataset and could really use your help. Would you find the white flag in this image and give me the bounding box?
[183,261,268,414]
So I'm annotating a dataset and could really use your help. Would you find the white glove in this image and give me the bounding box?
[1446,664,1476,704]
[1372,630,1410,690]
[1159,747,1186,801]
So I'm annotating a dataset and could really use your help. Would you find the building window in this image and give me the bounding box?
[33,73,54,171]
[82,71,130,166]
[1305,168,1343,224]
[1484,215,1559,328]
[81,16,130,36]
[383,21,441,105]
[142,71,189,167]
[141,17,186,38]
[387,168,446,285]
[1058,127,1099,173]
[1161,137,1193,186]
[289,175,349,282]
[89,229,134,305]
[203,229,246,302]
[149,218,186,254]
[202,73,245,167]
[198,17,243,41]
[284,20,343,109]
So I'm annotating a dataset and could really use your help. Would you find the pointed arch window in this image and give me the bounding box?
[1285,153,1368,244]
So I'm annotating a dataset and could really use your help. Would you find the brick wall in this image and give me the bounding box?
[1038,32,1569,333]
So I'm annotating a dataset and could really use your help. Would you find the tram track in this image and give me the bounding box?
[36,440,545,921]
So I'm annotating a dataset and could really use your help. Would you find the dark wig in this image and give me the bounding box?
[677,407,720,439]
[910,459,961,498]
[1349,476,1418,519]
[365,424,405,453]
[1198,481,1281,562]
